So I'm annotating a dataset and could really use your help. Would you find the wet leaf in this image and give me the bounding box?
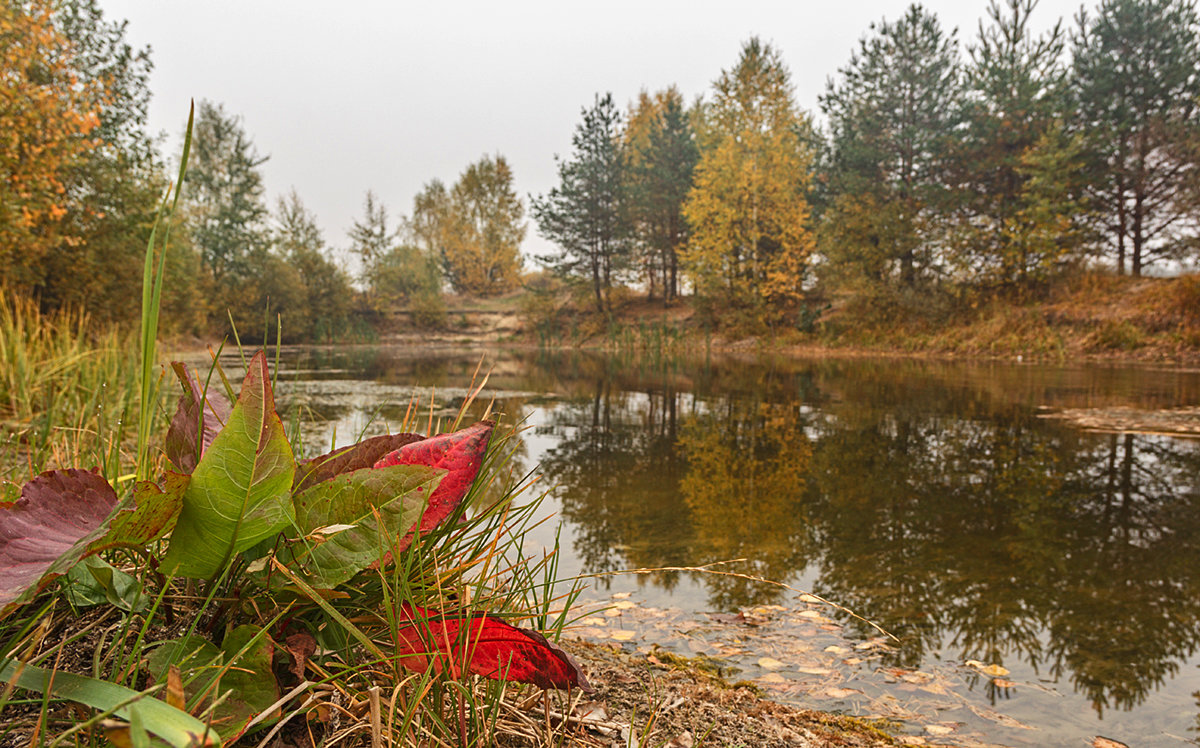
[393,602,592,691]
[924,723,957,736]
[965,660,1010,677]
[0,468,117,614]
[284,464,440,588]
[294,432,423,492]
[1092,738,1129,748]
[966,703,1035,729]
[757,657,785,671]
[163,351,296,578]
[165,362,232,474]
[373,421,493,547]
[821,687,863,699]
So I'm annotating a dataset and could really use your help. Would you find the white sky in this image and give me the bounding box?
[99,0,1086,265]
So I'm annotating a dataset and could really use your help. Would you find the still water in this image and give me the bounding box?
[270,346,1200,746]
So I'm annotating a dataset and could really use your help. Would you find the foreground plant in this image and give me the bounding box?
[0,350,589,745]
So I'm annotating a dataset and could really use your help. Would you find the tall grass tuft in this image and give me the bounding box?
[0,294,142,489]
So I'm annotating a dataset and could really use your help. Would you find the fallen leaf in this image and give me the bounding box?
[966,704,1035,729]
[610,630,635,642]
[393,602,592,691]
[993,678,1017,688]
[285,631,317,679]
[924,723,957,736]
[612,592,632,599]
[1092,738,1129,748]
[822,687,862,699]
[757,657,785,670]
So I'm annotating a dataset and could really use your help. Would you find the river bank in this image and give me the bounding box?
[354,273,1200,367]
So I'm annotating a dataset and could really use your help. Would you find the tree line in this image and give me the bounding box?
[4,0,1199,341]
[534,0,1200,328]
[1,0,527,341]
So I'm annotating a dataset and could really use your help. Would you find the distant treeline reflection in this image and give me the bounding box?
[530,352,1200,715]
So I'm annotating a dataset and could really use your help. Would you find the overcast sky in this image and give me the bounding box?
[99,0,1086,265]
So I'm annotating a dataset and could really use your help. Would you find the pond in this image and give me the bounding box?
[267,345,1200,747]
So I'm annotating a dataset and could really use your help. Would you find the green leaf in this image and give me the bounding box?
[0,656,218,747]
[147,627,277,741]
[64,556,146,612]
[285,464,442,588]
[163,352,296,578]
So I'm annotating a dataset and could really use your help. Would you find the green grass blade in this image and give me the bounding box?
[0,658,218,747]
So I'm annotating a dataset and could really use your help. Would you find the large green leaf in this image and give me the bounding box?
[163,352,296,578]
[147,625,278,741]
[285,464,442,588]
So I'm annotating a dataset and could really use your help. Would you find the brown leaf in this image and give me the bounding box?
[1092,738,1129,748]
[166,665,185,710]
[286,630,317,679]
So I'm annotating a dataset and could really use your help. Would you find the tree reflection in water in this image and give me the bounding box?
[532,353,1200,715]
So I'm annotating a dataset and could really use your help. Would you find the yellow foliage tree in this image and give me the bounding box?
[682,38,815,322]
[0,0,104,290]
[440,155,525,296]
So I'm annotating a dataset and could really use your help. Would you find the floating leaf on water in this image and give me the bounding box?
[610,630,635,642]
[924,723,958,736]
[965,660,1011,677]
[1092,738,1129,748]
[993,678,1017,689]
[613,600,636,610]
[966,704,1035,730]
[612,592,632,600]
[824,645,849,654]
[822,687,863,699]
[757,657,785,670]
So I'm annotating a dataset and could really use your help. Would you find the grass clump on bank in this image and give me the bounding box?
[0,293,144,493]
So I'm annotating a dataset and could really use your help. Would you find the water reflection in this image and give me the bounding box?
[528,352,1200,716]
[281,347,1200,728]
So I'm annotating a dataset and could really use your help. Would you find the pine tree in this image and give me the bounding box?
[953,0,1087,286]
[348,189,397,297]
[682,38,815,320]
[531,93,631,314]
[625,87,698,303]
[820,5,960,288]
[1072,0,1200,275]
[184,100,270,285]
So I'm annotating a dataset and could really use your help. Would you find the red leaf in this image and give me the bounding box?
[373,421,493,547]
[165,362,231,474]
[394,602,592,692]
[295,432,423,492]
[0,469,117,614]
